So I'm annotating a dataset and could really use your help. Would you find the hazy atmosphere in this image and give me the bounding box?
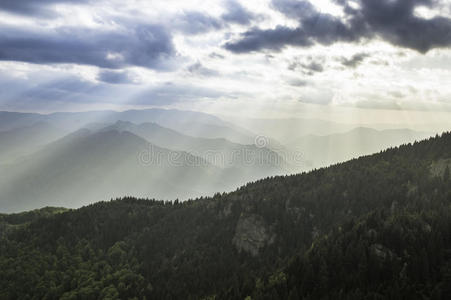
[1,1,451,299]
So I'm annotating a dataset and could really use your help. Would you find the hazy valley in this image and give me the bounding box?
[0,109,438,212]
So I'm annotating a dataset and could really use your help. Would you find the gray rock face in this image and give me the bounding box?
[222,203,232,217]
[232,214,275,256]
[430,159,451,178]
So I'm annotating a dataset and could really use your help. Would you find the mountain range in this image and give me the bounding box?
[0,109,255,144]
[0,120,287,212]
[0,109,440,213]
[0,127,217,211]
[0,131,450,299]
[99,121,285,170]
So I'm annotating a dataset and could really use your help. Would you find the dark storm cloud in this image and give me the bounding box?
[0,24,176,70]
[176,2,258,35]
[221,0,258,25]
[338,0,451,53]
[226,0,451,54]
[340,53,370,68]
[0,0,90,17]
[288,56,325,75]
[225,26,312,53]
[97,70,136,84]
[270,0,317,19]
[175,12,223,35]
[225,0,360,53]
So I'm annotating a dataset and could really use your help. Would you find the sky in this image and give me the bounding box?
[1,0,451,124]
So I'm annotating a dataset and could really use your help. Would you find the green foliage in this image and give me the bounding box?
[1,132,451,299]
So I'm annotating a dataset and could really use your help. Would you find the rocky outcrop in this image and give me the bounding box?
[232,214,275,256]
[430,159,451,178]
[222,202,232,217]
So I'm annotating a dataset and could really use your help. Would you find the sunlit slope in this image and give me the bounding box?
[0,122,64,163]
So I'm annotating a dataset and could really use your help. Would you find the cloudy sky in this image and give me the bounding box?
[1,0,451,123]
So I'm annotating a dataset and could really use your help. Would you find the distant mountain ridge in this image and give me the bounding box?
[0,109,256,144]
[98,120,287,170]
[0,121,288,212]
[230,117,356,144]
[290,127,433,168]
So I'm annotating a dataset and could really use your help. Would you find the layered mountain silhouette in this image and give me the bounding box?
[99,121,286,170]
[0,121,288,212]
[0,109,439,213]
[0,128,222,211]
[0,109,255,144]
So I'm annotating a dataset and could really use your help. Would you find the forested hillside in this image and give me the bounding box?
[0,133,450,299]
